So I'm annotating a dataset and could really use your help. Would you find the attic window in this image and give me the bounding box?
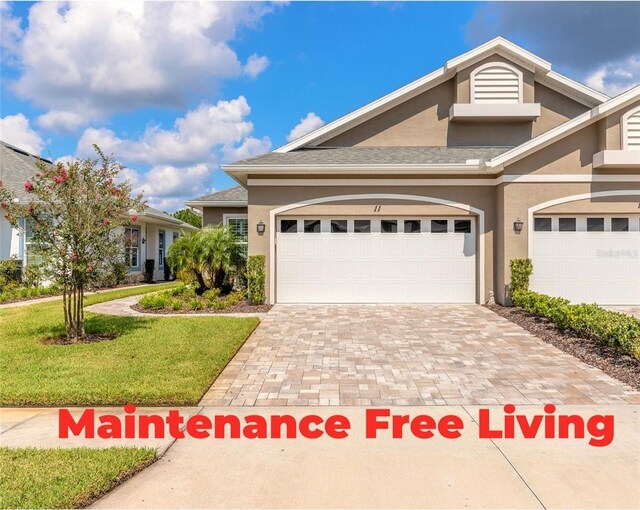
[622,106,640,150]
[471,62,522,104]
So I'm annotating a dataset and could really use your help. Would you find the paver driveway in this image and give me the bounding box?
[201,304,640,406]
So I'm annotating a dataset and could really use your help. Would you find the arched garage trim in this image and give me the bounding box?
[269,194,485,304]
[527,189,640,256]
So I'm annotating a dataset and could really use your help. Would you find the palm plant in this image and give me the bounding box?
[167,226,241,293]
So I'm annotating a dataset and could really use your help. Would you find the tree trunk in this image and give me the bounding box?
[213,265,225,290]
[64,280,85,342]
[194,268,208,294]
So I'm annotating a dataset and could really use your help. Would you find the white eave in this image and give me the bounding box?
[222,162,488,186]
[184,200,248,209]
[274,37,609,154]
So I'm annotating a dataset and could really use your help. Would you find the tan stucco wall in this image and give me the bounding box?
[202,206,248,227]
[247,184,497,304]
[601,100,640,151]
[495,183,640,304]
[319,58,588,148]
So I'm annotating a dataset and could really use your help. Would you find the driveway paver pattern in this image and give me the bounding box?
[201,304,640,406]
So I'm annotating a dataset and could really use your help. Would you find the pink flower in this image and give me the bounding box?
[0,202,7,209]
[59,168,67,179]
[130,215,138,223]
[102,218,110,224]
[87,266,93,273]
[24,180,33,192]
[53,175,64,184]
[35,172,41,177]
[71,253,78,261]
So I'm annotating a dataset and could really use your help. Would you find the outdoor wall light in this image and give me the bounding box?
[141,237,146,244]
[513,218,524,233]
[256,221,266,235]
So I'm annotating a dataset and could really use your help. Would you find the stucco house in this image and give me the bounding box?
[0,140,197,282]
[193,36,638,307]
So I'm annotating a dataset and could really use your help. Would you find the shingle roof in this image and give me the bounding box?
[228,146,514,166]
[189,185,248,203]
[0,141,53,200]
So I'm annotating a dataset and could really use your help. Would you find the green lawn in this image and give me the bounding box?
[0,447,156,509]
[0,284,259,406]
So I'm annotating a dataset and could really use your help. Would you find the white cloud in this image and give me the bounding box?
[76,96,270,166]
[5,1,277,131]
[72,95,270,211]
[243,54,270,78]
[286,112,325,142]
[585,56,640,96]
[0,113,45,154]
[465,3,640,97]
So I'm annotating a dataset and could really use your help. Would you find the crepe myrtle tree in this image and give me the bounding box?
[0,146,145,342]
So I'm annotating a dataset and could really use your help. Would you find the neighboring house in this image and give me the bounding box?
[0,140,197,282]
[187,36,637,307]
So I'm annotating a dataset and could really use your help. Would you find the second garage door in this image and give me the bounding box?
[276,217,476,303]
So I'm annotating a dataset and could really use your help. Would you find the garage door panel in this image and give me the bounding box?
[531,226,640,305]
[276,222,476,303]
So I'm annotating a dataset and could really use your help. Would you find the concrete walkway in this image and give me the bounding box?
[85,295,268,318]
[605,306,640,319]
[91,405,639,509]
[201,304,640,406]
[0,407,201,455]
[2,405,638,508]
[0,284,161,310]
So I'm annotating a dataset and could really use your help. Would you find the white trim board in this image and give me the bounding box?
[268,194,485,306]
[248,174,640,187]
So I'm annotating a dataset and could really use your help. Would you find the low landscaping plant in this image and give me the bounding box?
[138,285,249,312]
[246,255,266,305]
[512,289,640,361]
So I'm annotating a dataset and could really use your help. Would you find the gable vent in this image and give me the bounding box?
[626,109,640,149]
[472,65,521,104]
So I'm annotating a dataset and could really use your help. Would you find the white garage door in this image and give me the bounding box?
[531,215,640,305]
[276,217,476,303]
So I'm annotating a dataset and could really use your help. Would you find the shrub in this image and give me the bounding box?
[144,259,155,284]
[139,293,169,310]
[509,258,533,295]
[227,289,246,305]
[202,288,221,301]
[246,255,266,305]
[512,289,640,361]
[189,298,204,311]
[0,257,22,292]
[170,299,183,311]
[113,260,128,286]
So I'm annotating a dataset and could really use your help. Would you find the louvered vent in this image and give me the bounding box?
[473,65,521,104]
[626,110,640,149]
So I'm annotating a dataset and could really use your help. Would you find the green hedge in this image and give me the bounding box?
[509,258,533,295]
[246,255,265,305]
[512,289,640,361]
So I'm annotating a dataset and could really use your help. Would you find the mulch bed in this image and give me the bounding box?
[486,304,640,391]
[131,300,272,315]
[41,333,119,345]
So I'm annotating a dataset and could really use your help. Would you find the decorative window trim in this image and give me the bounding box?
[470,62,523,104]
[158,230,165,269]
[124,226,141,272]
[621,105,640,150]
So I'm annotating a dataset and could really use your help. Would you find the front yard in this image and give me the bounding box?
[0,284,259,406]
[0,447,156,509]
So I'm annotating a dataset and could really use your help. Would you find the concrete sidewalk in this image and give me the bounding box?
[0,407,201,455]
[85,405,638,509]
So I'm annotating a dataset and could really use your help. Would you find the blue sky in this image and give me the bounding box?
[1,2,638,211]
